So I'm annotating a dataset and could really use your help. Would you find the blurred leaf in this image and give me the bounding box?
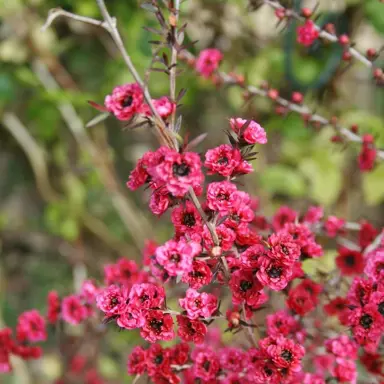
[259,164,307,198]
[266,114,312,141]
[0,73,16,103]
[363,163,384,205]
[14,67,39,87]
[63,174,87,215]
[364,0,384,34]
[302,250,336,277]
[291,52,322,84]
[299,155,342,206]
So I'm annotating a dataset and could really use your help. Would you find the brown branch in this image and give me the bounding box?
[179,50,384,161]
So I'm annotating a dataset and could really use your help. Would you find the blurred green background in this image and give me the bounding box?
[0,0,383,382]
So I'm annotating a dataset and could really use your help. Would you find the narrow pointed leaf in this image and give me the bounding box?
[86,112,110,128]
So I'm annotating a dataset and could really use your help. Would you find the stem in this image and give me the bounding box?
[169,0,180,131]
[263,0,374,68]
[95,0,175,148]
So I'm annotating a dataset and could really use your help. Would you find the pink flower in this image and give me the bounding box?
[176,315,207,344]
[117,309,145,330]
[80,280,100,304]
[195,48,223,78]
[152,96,175,119]
[206,181,238,213]
[297,20,319,47]
[229,269,262,306]
[0,328,13,373]
[204,144,250,177]
[359,134,377,172]
[127,346,147,375]
[272,206,297,231]
[325,335,358,359]
[303,205,324,224]
[47,290,61,325]
[229,118,267,145]
[96,285,129,316]
[269,231,301,265]
[203,223,236,252]
[331,358,357,384]
[16,310,47,343]
[260,336,305,373]
[150,148,204,197]
[182,260,212,289]
[324,216,345,237]
[219,347,246,372]
[192,346,220,381]
[256,255,293,290]
[140,310,174,343]
[266,310,301,338]
[286,279,321,316]
[128,283,165,311]
[364,250,384,282]
[179,288,218,319]
[61,295,88,325]
[149,189,172,216]
[155,239,201,277]
[171,201,203,235]
[104,83,144,120]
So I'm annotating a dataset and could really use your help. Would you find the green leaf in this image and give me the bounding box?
[363,163,384,205]
[0,73,16,103]
[365,0,384,34]
[259,165,307,198]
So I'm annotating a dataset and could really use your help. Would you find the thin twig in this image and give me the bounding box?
[179,50,384,161]
[1,112,133,255]
[31,60,153,250]
[169,0,180,131]
[263,0,374,68]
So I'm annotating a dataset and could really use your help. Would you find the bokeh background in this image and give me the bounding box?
[0,0,383,382]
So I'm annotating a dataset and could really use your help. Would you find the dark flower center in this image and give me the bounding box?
[140,294,149,303]
[171,254,181,262]
[378,302,384,316]
[360,314,373,329]
[217,192,229,201]
[150,319,163,331]
[218,157,229,165]
[111,297,119,306]
[344,254,356,266]
[240,280,252,292]
[268,266,282,278]
[281,349,293,362]
[203,360,211,371]
[281,245,289,255]
[264,367,273,376]
[154,354,163,364]
[182,213,196,227]
[122,95,133,107]
[173,162,190,177]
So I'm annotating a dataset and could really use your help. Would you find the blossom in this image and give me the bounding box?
[195,48,223,78]
[152,96,175,119]
[331,358,357,384]
[325,335,358,360]
[359,221,378,249]
[203,223,236,252]
[127,346,147,375]
[303,205,324,224]
[105,83,144,120]
[286,279,321,316]
[140,310,175,343]
[324,216,345,237]
[155,239,201,277]
[219,347,246,372]
[171,201,203,235]
[358,134,377,172]
[104,258,140,287]
[229,118,267,145]
[204,144,250,177]
[256,255,293,290]
[206,181,238,213]
[181,260,212,289]
[272,206,297,231]
[0,328,13,373]
[269,231,301,265]
[176,315,207,344]
[61,295,88,325]
[16,310,47,343]
[128,283,165,311]
[96,285,129,316]
[229,269,262,306]
[179,288,217,320]
[297,20,319,47]
[364,250,384,282]
[146,344,171,376]
[47,290,61,325]
[266,310,301,339]
[192,347,220,381]
[151,148,204,197]
[335,247,364,276]
[80,280,100,304]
